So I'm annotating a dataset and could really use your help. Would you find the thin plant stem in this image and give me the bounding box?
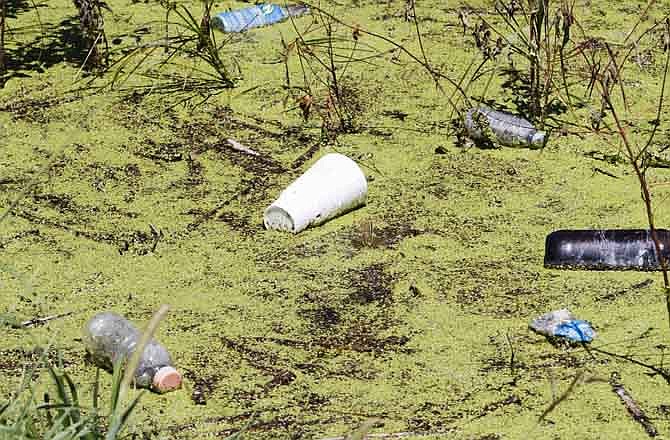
[118,304,171,402]
[622,0,657,46]
[409,0,433,88]
[300,1,466,107]
[641,21,670,154]
[599,75,670,329]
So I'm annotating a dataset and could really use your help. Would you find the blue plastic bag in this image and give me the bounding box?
[554,320,596,343]
[530,309,597,343]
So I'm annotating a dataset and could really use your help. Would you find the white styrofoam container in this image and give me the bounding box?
[264,153,368,233]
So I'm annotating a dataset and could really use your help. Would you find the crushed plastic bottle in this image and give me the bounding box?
[83,312,182,393]
[464,107,547,148]
[544,229,670,271]
[529,309,596,343]
[212,3,309,33]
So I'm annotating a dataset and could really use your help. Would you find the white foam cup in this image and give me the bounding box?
[264,153,368,233]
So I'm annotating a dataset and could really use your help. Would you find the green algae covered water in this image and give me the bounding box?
[1,0,670,438]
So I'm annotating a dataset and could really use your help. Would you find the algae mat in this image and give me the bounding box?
[2,0,670,438]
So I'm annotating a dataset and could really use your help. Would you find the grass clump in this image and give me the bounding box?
[97,0,237,108]
[0,349,135,439]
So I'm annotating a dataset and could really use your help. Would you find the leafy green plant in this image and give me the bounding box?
[0,346,139,438]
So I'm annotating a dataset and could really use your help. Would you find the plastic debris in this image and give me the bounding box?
[83,312,182,393]
[212,3,309,33]
[227,138,260,157]
[529,309,596,343]
[264,153,367,234]
[464,107,546,148]
[545,229,670,271]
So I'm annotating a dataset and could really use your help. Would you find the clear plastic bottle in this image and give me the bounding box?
[83,312,182,393]
[464,107,547,148]
[212,3,309,33]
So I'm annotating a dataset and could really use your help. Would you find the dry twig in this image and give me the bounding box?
[21,312,74,328]
[610,372,658,437]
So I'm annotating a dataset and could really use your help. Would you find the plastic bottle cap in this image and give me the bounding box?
[153,366,182,393]
[531,131,547,147]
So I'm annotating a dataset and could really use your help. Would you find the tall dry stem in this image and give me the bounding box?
[598,39,670,328]
[73,0,109,70]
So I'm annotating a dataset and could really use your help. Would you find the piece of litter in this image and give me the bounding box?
[83,310,182,393]
[227,138,260,157]
[544,229,670,271]
[464,107,546,148]
[264,153,367,234]
[530,309,596,343]
[212,3,309,33]
[553,320,596,342]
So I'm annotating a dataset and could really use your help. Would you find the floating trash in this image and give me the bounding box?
[83,312,182,393]
[212,3,310,33]
[264,153,367,234]
[530,309,596,343]
[464,107,546,148]
[544,229,670,271]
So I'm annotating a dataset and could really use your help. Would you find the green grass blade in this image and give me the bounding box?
[50,415,90,440]
[47,364,72,427]
[0,401,10,417]
[63,371,81,424]
[105,393,143,440]
[108,356,126,415]
[92,368,100,413]
[116,392,143,429]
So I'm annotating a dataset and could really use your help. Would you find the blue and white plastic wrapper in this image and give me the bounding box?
[554,320,596,342]
[212,4,290,33]
[264,153,367,234]
[529,309,596,343]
